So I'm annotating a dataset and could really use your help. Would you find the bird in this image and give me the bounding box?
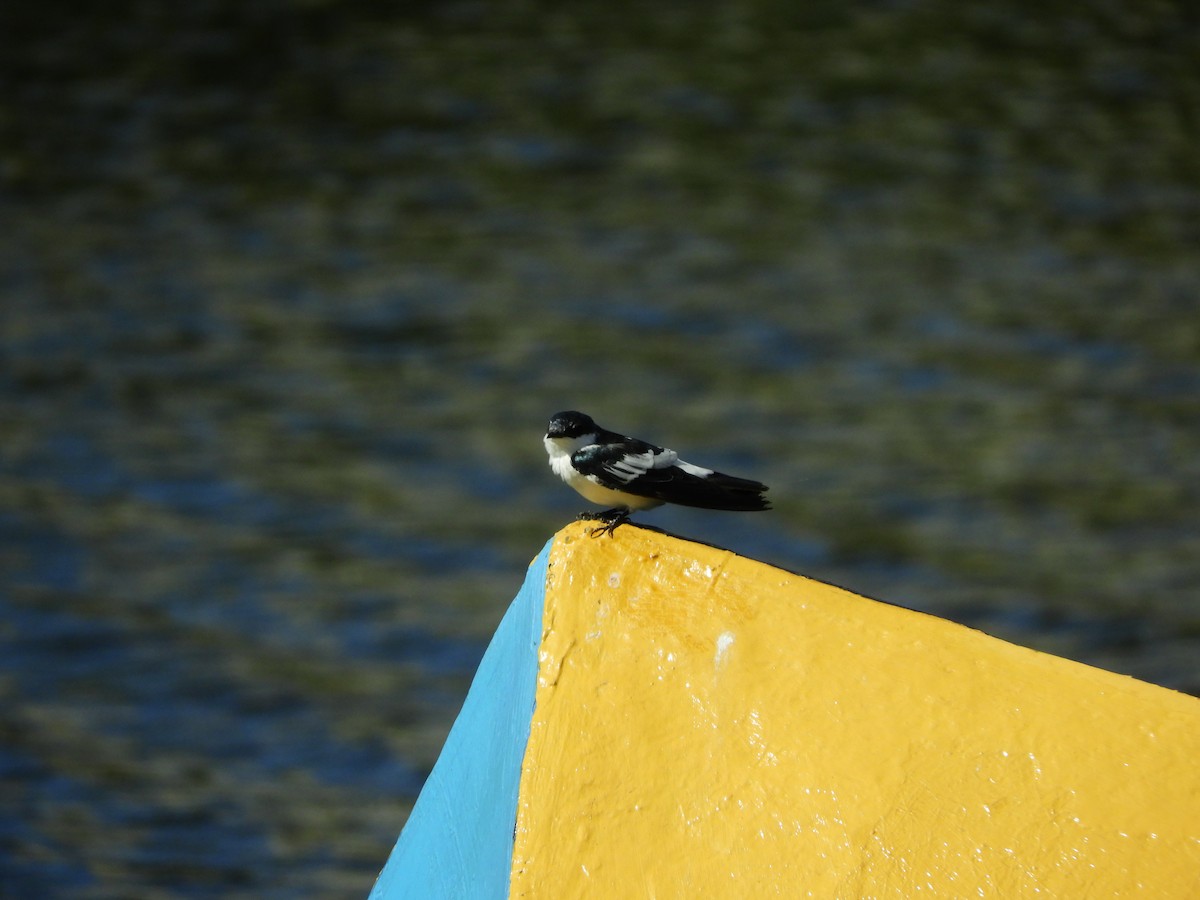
[543,410,771,537]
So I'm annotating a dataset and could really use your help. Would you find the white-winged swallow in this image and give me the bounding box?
[544,410,771,536]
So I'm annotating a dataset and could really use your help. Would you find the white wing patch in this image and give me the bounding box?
[603,451,654,483]
[676,460,714,478]
[603,448,678,483]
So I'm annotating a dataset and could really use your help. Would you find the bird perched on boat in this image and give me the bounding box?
[543,410,771,537]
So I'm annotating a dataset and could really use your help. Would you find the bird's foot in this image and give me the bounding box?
[578,508,631,538]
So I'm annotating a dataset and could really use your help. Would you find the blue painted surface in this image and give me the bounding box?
[368,538,551,899]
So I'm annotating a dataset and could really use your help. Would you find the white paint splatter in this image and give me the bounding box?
[715,631,735,668]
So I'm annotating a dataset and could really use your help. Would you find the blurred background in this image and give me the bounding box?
[2,1,1198,896]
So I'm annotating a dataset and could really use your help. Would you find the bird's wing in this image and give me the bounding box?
[573,440,771,511]
[572,439,678,490]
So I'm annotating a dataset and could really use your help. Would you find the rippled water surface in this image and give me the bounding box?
[3,2,1199,896]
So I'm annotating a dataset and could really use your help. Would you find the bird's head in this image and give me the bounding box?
[546,410,597,440]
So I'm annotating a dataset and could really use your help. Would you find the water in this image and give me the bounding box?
[3,2,1198,896]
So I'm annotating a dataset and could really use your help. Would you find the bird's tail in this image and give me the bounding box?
[668,472,771,511]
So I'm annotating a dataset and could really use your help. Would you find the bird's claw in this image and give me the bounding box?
[578,508,631,538]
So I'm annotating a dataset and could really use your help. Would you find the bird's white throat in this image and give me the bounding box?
[544,432,595,483]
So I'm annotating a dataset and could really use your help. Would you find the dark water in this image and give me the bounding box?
[3,2,1198,896]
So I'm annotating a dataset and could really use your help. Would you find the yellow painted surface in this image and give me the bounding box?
[511,523,1200,898]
